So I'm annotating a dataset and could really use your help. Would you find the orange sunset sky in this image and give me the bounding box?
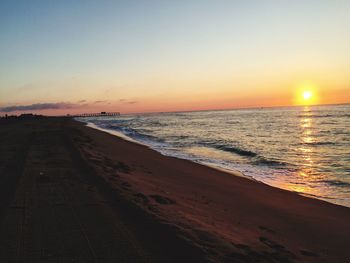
[1,1,350,115]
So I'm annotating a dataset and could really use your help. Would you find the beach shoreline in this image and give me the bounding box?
[0,117,349,262]
[84,120,248,179]
[72,118,350,262]
[80,117,349,206]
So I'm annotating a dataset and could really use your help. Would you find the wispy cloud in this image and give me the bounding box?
[94,100,107,104]
[0,102,80,112]
[16,83,35,92]
[119,99,138,104]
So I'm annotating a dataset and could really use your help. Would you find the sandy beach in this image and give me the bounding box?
[0,117,349,262]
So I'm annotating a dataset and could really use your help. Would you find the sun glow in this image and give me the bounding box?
[303,90,313,100]
[294,83,320,106]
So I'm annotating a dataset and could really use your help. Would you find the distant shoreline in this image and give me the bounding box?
[95,101,350,116]
[2,101,350,118]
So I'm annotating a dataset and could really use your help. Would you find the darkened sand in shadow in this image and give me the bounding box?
[0,117,349,262]
[0,117,205,262]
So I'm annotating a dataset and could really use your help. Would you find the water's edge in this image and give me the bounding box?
[80,119,344,207]
[85,121,247,178]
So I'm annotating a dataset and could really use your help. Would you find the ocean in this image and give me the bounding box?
[77,104,350,207]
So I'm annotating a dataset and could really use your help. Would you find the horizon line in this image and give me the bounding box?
[1,101,349,117]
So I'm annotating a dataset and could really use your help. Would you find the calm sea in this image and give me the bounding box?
[78,104,350,207]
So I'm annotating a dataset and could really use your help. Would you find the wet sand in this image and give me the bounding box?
[0,117,349,262]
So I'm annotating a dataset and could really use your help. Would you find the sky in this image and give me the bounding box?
[1,0,350,115]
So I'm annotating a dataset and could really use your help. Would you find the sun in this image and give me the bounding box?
[302,90,313,100]
[293,83,320,105]
[299,89,315,105]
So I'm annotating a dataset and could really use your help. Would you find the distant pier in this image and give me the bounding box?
[69,112,120,118]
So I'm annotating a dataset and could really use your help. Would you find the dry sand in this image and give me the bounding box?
[0,117,349,262]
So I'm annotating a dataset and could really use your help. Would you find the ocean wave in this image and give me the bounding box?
[94,118,134,124]
[202,142,257,157]
[103,124,164,143]
[323,180,350,187]
[301,141,336,146]
[253,157,288,167]
[297,113,350,118]
[148,120,169,127]
[218,145,257,157]
[198,141,290,168]
[200,142,289,168]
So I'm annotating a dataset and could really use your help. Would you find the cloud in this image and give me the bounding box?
[119,99,138,104]
[78,100,87,103]
[94,100,107,104]
[16,83,35,92]
[0,102,80,112]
